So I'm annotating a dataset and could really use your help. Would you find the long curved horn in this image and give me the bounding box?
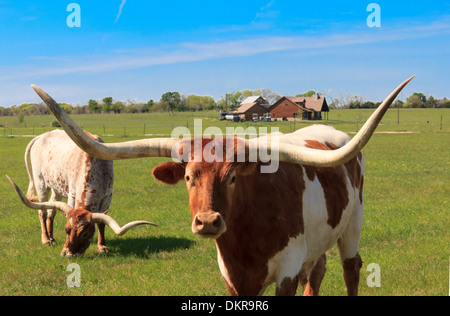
[31,84,178,161]
[250,75,415,167]
[6,175,71,214]
[91,213,157,236]
[33,76,414,167]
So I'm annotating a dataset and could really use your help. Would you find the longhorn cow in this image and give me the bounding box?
[32,76,414,294]
[15,130,156,257]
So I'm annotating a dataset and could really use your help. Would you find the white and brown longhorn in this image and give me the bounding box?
[24,130,112,251]
[32,77,414,294]
[6,175,156,258]
[6,176,156,258]
[16,130,156,257]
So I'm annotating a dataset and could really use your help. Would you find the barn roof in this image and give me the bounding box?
[241,96,260,105]
[234,102,261,113]
[240,96,269,106]
[281,95,329,112]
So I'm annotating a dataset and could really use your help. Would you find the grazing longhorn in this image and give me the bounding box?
[6,175,156,258]
[32,76,414,294]
[20,130,156,257]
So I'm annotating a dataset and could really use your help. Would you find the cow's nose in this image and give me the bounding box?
[192,212,225,238]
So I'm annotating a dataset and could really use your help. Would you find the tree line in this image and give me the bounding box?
[333,92,450,109]
[1,89,449,117]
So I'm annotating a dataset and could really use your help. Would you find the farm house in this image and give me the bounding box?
[269,95,329,120]
[233,101,268,121]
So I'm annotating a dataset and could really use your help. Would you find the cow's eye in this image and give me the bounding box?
[185,175,190,182]
[230,176,236,184]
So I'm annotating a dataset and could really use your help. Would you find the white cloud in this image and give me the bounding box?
[1,18,449,83]
[260,0,274,11]
[254,0,279,24]
[115,0,127,23]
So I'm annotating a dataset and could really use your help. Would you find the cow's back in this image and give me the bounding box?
[29,130,114,212]
[279,124,351,148]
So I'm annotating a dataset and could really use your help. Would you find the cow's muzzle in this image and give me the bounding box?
[192,212,226,239]
[61,250,84,258]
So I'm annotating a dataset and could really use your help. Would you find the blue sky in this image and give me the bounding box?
[0,0,449,106]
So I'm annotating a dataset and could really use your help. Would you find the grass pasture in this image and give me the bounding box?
[0,108,448,296]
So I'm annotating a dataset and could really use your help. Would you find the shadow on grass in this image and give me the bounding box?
[105,235,197,258]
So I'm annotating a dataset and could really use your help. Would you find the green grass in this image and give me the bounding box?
[0,109,448,296]
[1,108,449,137]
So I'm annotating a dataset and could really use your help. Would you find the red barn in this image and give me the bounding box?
[234,102,268,121]
[234,96,269,121]
[269,95,329,120]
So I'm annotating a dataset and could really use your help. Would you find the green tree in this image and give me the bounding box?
[240,90,253,100]
[102,97,113,113]
[297,90,317,97]
[18,112,24,124]
[361,101,375,108]
[145,99,154,112]
[60,103,74,114]
[185,95,216,111]
[405,93,426,108]
[348,95,365,109]
[392,100,404,108]
[88,99,99,113]
[202,96,216,110]
[425,95,437,108]
[111,101,125,113]
[229,91,243,110]
[160,92,181,112]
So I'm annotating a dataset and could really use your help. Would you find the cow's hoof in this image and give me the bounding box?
[42,239,52,246]
[60,247,69,257]
[97,246,110,254]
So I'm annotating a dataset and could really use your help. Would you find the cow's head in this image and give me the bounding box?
[61,208,99,257]
[152,138,258,239]
[6,176,157,258]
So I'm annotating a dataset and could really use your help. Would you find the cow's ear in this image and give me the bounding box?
[152,162,185,185]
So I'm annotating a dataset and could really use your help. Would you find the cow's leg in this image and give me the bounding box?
[273,237,307,296]
[46,190,61,244]
[60,192,76,257]
[276,275,300,296]
[338,242,363,296]
[97,223,109,253]
[303,254,327,296]
[38,209,51,245]
[45,209,56,244]
[337,205,363,296]
[341,252,362,296]
[61,236,70,257]
[36,187,52,245]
